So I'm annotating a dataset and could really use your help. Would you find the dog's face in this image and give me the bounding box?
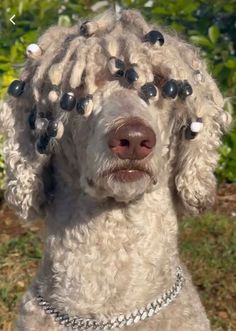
[0,10,231,220]
[73,86,162,203]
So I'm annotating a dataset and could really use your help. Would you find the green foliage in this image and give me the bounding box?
[0,0,235,183]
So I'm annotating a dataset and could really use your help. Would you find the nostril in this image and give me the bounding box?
[120,139,129,147]
[141,140,152,149]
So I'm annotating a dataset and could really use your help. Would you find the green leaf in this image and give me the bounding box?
[189,35,213,48]
[208,25,220,44]
[58,15,71,27]
[225,58,236,70]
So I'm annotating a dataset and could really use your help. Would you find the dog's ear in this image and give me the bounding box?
[173,82,232,215]
[0,97,50,221]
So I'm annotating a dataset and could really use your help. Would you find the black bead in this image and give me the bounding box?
[114,58,125,77]
[185,127,197,140]
[8,80,25,97]
[162,80,178,98]
[28,111,36,130]
[47,121,58,137]
[144,30,165,46]
[141,83,157,99]
[36,134,50,154]
[115,58,125,70]
[115,70,124,77]
[178,80,193,99]
[125,68,139,84]
[76,95,92,115]
[60,93,76,111]
[80,21,89,36]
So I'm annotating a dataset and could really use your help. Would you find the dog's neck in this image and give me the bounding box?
[41,181,180,317]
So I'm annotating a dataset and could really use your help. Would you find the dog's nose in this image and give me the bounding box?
[107,119,156,160]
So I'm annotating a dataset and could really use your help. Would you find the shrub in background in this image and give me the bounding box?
[0,0,235,189]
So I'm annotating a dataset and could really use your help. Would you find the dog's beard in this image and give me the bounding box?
[82,172,153,203]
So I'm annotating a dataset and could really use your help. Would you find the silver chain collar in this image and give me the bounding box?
[36,266,184,330]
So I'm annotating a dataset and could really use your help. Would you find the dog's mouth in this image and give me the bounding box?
[101,165,154,183]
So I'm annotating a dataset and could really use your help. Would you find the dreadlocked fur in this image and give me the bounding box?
[0,9,231,220]
[1,10,231,221]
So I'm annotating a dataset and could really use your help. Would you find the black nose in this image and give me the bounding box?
[107,118,156,160]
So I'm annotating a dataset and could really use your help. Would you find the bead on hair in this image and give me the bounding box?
[144,30,165,46]
[8,80,25,97]
[141,83,158,101]
[26,44,42,59]
[36,134,50,154]
[190,118,203,133]
[177,80,193,99]
[47,120,64,140]
[108,57,125,77]
[48,85,61,103]
[60,92,76,111]
[76,95,93,117]
[125,67,139,84]
[185,118,203,140]
[162,79,178,99]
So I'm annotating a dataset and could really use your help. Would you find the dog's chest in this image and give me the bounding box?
[43,194,178,317]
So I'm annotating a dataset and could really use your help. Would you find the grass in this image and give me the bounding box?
[0,212,235,331]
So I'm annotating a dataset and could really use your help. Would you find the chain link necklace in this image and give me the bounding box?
[36,266,184,330]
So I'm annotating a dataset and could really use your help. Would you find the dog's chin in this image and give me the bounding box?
[83,171,153,203]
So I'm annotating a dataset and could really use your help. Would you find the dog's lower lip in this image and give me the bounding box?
[110,169,147,182]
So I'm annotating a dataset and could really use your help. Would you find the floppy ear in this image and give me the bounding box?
[0,96,50,221]
[173,83,232,215]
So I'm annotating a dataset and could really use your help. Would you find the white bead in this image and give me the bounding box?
[48,90,59,103]
[190,121,203,133]
[26,43,42,59]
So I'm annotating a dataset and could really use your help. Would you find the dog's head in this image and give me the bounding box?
[0,10,231,220]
